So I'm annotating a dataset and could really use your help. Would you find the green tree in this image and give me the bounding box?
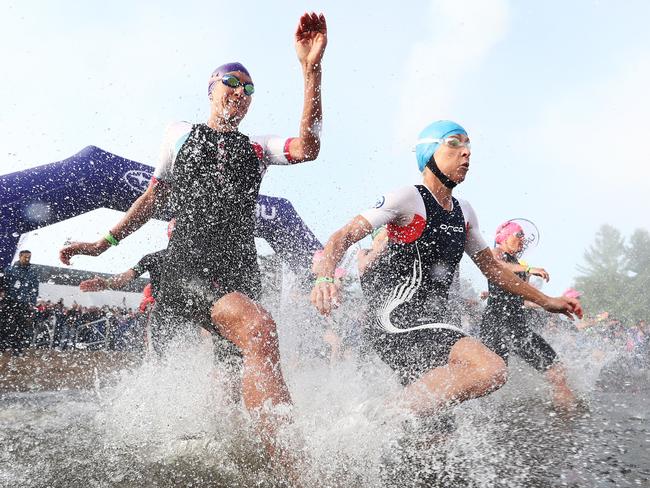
[624,229,650,322]
[575,224,630,321]
[575,225,650,323]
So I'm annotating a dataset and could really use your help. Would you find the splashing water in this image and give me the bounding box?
[0,285,648,487]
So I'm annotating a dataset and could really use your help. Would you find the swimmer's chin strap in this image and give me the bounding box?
[426,156,457,189]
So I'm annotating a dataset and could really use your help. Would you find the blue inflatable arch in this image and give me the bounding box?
[0,146,322,271]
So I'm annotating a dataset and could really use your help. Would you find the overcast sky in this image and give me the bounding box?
[2,0,649,296]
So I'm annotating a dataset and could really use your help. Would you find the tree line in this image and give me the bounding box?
[574,224,650,324]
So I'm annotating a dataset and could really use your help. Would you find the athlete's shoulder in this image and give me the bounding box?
[161,121,192,150]
[456,197,478,218]
[362,185,423,230]
[248,134,269,160]
[456,197,489,255]
[165,121,193,136]
[379,185,421,206]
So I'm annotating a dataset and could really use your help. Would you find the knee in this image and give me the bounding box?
[213,305,279,357]
[480,352,508,390]
[544,362,566,384]
[245,314,280,357]
[452,339,508,390]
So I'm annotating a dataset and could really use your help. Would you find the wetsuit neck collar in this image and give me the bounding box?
[420,183,455,212]
[206,117,242,132]
[426,155,457,189]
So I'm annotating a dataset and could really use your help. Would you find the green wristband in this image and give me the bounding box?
[315,276,335,284]
[525,266,532,273]
[104,233,119,246]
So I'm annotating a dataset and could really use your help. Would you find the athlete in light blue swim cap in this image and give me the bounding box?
[311,116,583,419]
[415,120,468,188]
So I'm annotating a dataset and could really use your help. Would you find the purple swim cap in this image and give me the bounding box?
[208,62,251,97]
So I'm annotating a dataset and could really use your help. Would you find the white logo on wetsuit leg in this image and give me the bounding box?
[255,203,277,220]
[439,224,464,232]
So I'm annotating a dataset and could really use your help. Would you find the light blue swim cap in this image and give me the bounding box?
[415,120,468,172]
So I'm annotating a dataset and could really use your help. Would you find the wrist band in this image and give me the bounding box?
[315,276,335,284]
[104,233,119,246]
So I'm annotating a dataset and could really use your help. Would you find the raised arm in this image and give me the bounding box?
[59,181,171,265]
[287,12,327,163]
[311,215,373,315]
[473,248,582,319]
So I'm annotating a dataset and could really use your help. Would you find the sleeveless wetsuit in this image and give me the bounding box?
[479,251,557,371]
[361,185,469,385]
[152,124,262,347]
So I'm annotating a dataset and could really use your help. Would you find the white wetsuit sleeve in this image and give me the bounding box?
[459,198,489,257]
[359,186,424,229]
[250,134,296,175]
[153,121,192,182]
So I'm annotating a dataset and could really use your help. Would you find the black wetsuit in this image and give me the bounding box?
[361,186,468,385]
[152,124,262,349]
[131,249,167,298]
[479,252,557,372]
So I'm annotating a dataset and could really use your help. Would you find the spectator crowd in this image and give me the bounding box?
[1,250,145,354]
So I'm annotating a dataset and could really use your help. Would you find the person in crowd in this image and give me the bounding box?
[1,250,39,355]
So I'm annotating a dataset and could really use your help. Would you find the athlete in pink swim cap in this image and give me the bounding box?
[563,288,582,299]
[495,221,524,244]
[479,221,579,411]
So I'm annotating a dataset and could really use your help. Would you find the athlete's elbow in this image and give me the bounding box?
[293,139,321,163]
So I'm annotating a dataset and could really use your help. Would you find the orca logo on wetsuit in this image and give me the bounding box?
[123,170,153,193]
[374,196,386,209]
[439,224,464,233]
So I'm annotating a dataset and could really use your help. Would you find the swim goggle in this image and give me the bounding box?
[414,136,471,150]
[221,74,255,96]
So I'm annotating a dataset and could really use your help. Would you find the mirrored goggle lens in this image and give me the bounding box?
[221,75,255,96]
[444,137,470,149]
[222,75,240,88]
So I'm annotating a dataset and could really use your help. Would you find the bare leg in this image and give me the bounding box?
[398,337,507,416]
[545,362,577,411]
[322,327,342,364]
[210,292,292,456]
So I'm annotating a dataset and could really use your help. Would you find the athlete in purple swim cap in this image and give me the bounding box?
[60,12,327,472]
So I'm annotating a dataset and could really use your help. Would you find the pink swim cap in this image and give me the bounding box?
[563,288,582,299]
[495,221,524,244]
